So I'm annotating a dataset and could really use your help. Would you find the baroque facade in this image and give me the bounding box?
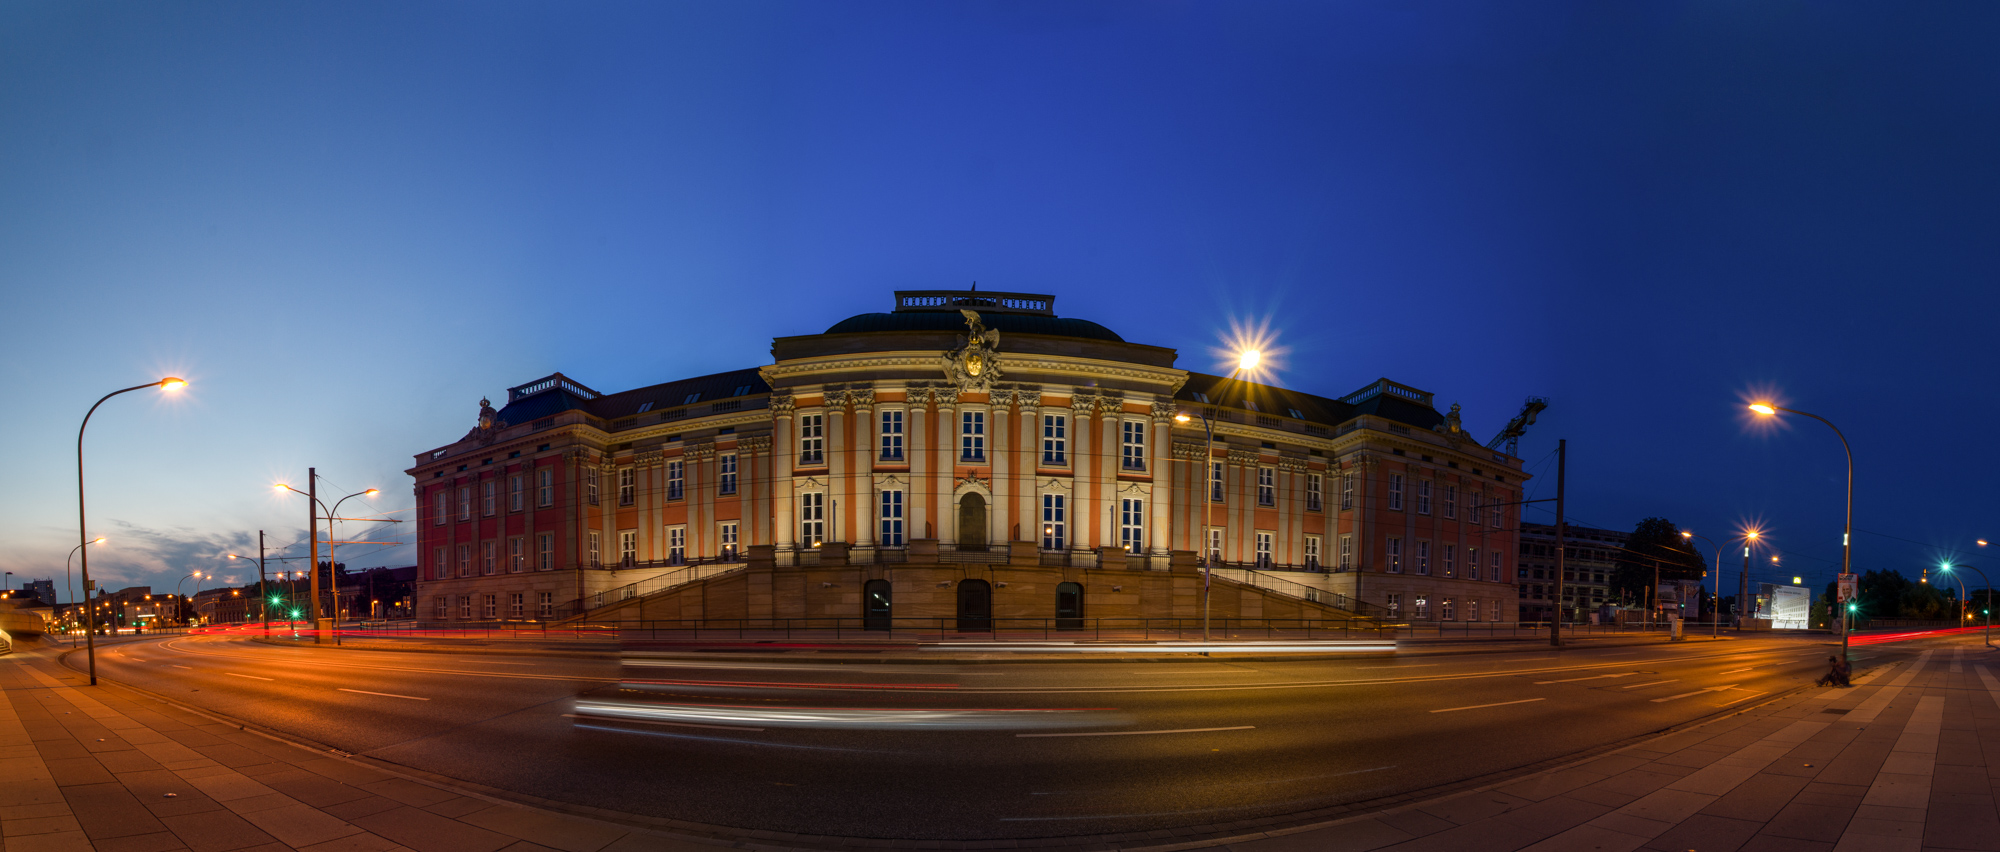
[407,290,1527,625]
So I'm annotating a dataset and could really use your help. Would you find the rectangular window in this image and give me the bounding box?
[1120,498,1144,552]
[483,480,496,516]
[879,490,904,547]
[1492,550,1502,578]
[539,592,553,619]
[961,411,985,462]
[509,474,524,512]
[880,411,904,461]
[618,530,636,566]
[1304,535,1321,569]
[1255,531,1273,567]
[1443,485,1456,519]
[459,596,471,619]
[433,596,448,619]
[1206,528,1223,563]
[1387,538,1403,573]
[1414,596,1429,620]
[1387,593,1401,614]
[1443,543,1455,577]
[457,544,471,577]
[1340,473,1354,511]
[718,454,737,496]
[1417,480,1432,515]
[509,593,523,619]
[1416,541,1431,575]
[434,492,447,525]
[1257,467,1276,506]
[799,414,825,465]
[538,468,554,508]
[539,532,554,571]
[1042,415,1067,464]
[482,594,496,619]
[1307,474,1323,512]
[1467,547,1479,580]
[432,547,447,580]
[587,471,599,506]
[1338,534,1353,571]
[666,461,684,501]
[1121,421,1146,470]
[1441,598,1455,621]
[509,537,525,573]
[666,526,685,565]
[458,485,472,520]
[800,492,825,546]
[481,541,496,575]
[1388,474,1404,511]
[618,468,634,506]
[1041,494,1066,550]
[588,531,601,567]
[1489,600,1501,621]
[1211,462,1225,503]
[719,521,739,560]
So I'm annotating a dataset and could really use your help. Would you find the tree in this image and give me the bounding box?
[1612,517,1710,606]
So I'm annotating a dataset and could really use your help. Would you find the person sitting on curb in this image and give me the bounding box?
[1815,655,1851,687]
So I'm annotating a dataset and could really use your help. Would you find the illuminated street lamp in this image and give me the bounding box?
[63,538,106,646]
[1938,563,1992,647]
[1749,401,1854,657]
[76,376,185,684]
[1681,531,1724,637]
[277,479,378,641]
[1174,348,1261,644]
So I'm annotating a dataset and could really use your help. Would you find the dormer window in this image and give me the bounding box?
[636,402,654,413]
[1244,400,1259,412]
[732,385,751,396]
[1288,408,1304,419]
[1192,392,1210,403]
[683,393,701,404]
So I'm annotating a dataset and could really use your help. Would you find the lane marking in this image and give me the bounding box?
[225,673,273,681]
[562,713,755,731]
[1430,698,1545,714]
[172,665,192,669]
[1719,668,1755,675]
[1016,726,1255,738]
[1651,684,1737,703]
[1364,664,1440,668]
[1534,673,1637,684]
[1714,690,1769,706]
[1621,680,1678,689]
[338,688,430,701]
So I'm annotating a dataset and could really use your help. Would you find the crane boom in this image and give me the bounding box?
[1486,397,1549,458]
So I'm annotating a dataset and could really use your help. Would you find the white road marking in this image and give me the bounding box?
[1714,690,1769,706]
[1016,726,1255,738]
[1651,684,1737,703]
[224,673,273,681]
[338,688,430,701]
[172,665,192,669]
[1719,668,1755,674]
[561,713,756,731]
[1535,673,1637,684]
[1430,698,1545,714]
[1365,664,1441,669]
[1621,680,1678,689]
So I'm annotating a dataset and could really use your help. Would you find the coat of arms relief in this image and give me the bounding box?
[941,309,1005,391]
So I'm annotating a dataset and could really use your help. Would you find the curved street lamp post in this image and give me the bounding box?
[1750,402,1854,659]
[1174,350,1259,644]
[77,377,184,684]
[1939,563,1992,647]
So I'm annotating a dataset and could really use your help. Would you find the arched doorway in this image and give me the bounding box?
[956,579,992,632]
[957,493,988,551]
[1056,582,1083,630]
[863,579,892,631]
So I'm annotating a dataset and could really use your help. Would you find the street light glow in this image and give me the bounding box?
[159,377,186,391]
[1174,413,1191,423]
[1748,403,1776,415]
[364,489,379,496]
[1238,350,1260,371]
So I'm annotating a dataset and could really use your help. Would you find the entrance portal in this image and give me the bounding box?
[956,579,992,632]
[957,493,988,551]
[1056,581,1083,630]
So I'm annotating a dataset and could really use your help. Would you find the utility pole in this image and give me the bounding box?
[1551,439,1566,647]
[308,468,322,644]
[257,530,269,638]
[1738,541,1751,631]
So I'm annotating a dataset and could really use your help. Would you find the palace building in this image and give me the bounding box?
[407,289,1527,627]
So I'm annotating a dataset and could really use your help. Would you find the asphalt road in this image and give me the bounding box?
[60,630,1912,842]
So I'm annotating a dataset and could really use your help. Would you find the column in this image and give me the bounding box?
[770,393,796,550]
[990,391,1011,542]
[1148,401,1172,558]
[827,390,848,544]
[908,389,929,540]
[936,388,960,545]
[851,389,876,548]
[1017,391,1041,542]
[1067,393,1094,557]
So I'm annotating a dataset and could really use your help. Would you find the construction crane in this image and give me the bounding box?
[1486,397,1549,458]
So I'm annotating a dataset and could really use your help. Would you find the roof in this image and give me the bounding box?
[494,367,770,424]
[824,311,1125,342]
[1176,373,1448,434]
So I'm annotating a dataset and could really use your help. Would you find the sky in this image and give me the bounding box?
[3,1,1997,601]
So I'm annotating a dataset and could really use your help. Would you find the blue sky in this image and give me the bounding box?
[4,1,1996,599]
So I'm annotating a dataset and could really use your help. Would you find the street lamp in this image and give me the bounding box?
[277,480,378,640]
[1938,563,1992,647]
[173,572,205,625]
[1681,531,1725,637]
[1174,348,1260,644]
[77,376,185,684]
[1749,401,1854,657]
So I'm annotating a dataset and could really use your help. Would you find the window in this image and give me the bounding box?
[1443,485,1456,519]
[482,594,496,619]
[719,521,739,560]
[1257,467,1276,506]
[799,414,825,465]
[1255,531,1273,567]
[1388,474,1404,510]
[1443,544,1455,577]
[618,530,636,566]
[457,544,471,577]
[539,592,554,619]
[1307,474,1323,511]
[1488,600,1501,621]
[509,537,525,573]
[880,411,904,461]
[1041,494,1066,550]
[1416,480,1432,515]
[586,471,599,506]
[458,486,472,520]
[666,461,684,501]
[432,547,447,580]
[1338,535,1353,571]
[1414,596,1429,620]
[588,532,601,567]
[1469,495,1480,525]
[618,468,634,506]
[481,542,497,575]
[509,593,524,619]
[1211,462,1225,502]
[483,480,496,516]
[961,411,985,462]
[1304,535,1321,569]
[1441,598,1455,621]
[539,533,554,571]
[1042,415,1066,464]
[1121,421,1146,470]
[1206,528,1223,562]
[1340,474,1354,511]
[1387,593,1401,614]
[1416,541,1431,575]
[1492,551,1502,578]
[1387,538,1403,573]
[459,596,471,619]
[800,492,825,546]
[879,491,904,547]
[1120,498,1144,552]
[509,474,524,512]
[718,454,737,496]
[537,468,554,508]
[433,492,447,525]
[433,597,447,619]
[666,526,685,565]
[1467,547,1479,580]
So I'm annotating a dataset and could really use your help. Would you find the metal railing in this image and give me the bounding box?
[557,559,751,616]
[1205,566,1394,618]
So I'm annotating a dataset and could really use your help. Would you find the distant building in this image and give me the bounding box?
[20,579,57,607]
[1517,523,1628,622]
[336,566,417,620]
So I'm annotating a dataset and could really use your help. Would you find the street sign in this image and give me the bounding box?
[1837,573,1857,602]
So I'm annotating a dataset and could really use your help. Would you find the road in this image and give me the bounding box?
[63,630,1900,842]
